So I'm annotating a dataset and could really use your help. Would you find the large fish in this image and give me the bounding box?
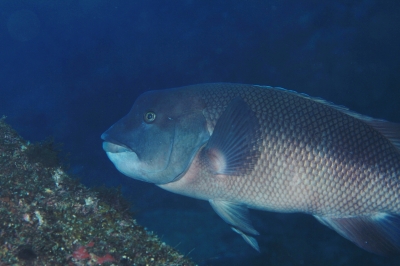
[101,83,400,255]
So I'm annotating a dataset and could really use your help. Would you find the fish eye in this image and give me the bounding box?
[143,111,156,123]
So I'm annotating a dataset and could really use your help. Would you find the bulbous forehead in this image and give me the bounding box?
[133,88,205,118]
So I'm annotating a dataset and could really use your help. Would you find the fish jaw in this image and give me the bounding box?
[102,141,151,183]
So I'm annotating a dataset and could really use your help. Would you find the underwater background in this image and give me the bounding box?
[1,0,399,265]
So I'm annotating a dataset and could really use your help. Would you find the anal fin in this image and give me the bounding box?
[314,213,400,255]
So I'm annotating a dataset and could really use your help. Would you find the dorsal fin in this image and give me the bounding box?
[361,119,400,150]
[255,85,400,151]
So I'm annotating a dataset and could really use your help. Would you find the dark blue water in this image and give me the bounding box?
[1,1,399,265]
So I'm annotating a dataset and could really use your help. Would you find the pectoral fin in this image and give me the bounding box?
[314,213,400,255]
[210,199,260,251]
[203,97,261,176]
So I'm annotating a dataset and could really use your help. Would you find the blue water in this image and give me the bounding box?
[1,1,399,265]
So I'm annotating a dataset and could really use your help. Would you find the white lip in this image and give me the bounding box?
[104,147,146,181]
[102,141,130,153]
[102,141,163,182]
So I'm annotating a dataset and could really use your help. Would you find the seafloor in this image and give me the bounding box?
[0,116,194,266]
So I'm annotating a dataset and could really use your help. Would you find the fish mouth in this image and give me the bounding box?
[101,131,133,153]
[102,141,131,153]
[101,131,176,183]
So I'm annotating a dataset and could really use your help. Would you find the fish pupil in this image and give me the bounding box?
[144,111,156,123]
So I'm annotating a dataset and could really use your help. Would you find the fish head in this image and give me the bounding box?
[101,88,209,184]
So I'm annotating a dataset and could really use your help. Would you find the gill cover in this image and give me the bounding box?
[102,89,209,184]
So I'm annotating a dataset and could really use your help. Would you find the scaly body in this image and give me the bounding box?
[102,83,400,255]
[162,84,400,216]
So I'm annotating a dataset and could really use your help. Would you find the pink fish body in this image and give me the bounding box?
[102,83,400,255]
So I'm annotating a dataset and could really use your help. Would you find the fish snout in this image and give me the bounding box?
[101,130,132,153]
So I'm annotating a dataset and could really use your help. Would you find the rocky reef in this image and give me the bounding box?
[0,116,194,266]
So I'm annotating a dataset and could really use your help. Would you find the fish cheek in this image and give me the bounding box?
[136,121,174,167]
[167,112,210,182]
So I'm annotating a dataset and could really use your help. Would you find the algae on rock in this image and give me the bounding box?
[0,117,195,266]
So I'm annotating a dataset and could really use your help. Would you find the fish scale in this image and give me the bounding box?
[196,83,400,217]
[102,83,400,254]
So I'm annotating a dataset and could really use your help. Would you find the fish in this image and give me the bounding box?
[101,83,400,255]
